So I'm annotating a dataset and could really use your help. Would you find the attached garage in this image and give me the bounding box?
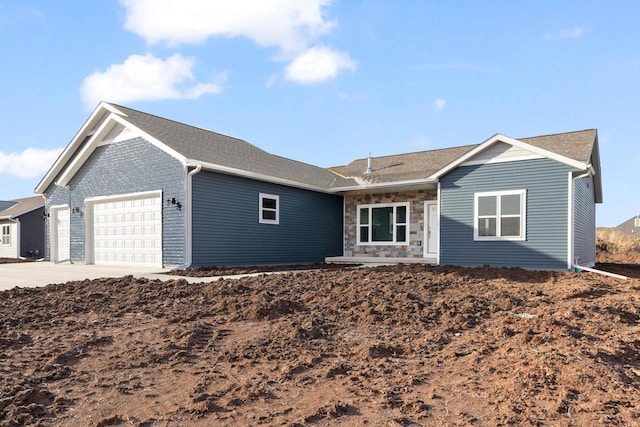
[85,191,162,267]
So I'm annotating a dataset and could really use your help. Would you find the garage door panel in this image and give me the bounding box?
[91,193,162,267]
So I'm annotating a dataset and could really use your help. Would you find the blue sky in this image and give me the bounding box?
[0,1,638,226]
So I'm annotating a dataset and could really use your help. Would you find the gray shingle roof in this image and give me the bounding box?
[0,196,44,220]
[106,104,597,192]
[329,129,598,184]
[520,129,597,164]
[110,104,356,189]
[329,145,477,184]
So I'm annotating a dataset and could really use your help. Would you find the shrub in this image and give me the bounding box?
[596,228,639,254]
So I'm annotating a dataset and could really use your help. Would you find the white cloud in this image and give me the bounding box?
[120,0,335,54]
[433,98,446,112]
[0,147,63,179]
[285,46,355,84]
[118,0,353,84]
[80,53,224,108]
[545,27,583,41]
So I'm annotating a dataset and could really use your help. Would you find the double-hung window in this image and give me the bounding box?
[1,225,10,245]
[474,190,526,240]
[357,203,409,245]
[259,193,279,224]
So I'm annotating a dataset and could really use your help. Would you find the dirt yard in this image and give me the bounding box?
[1,258,639,426]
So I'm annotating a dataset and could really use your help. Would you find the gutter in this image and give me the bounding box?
[573,264,628,280]
[183,164,202,269]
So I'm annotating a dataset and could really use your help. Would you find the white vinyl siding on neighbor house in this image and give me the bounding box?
[357,202,409,245]
[259,193,279,224]
[1,225,10,245]
[474,190,526,241]
[0,223,17,258]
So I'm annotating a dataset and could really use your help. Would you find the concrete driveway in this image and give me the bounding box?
[0,262,178,291]
[0,262,290,291]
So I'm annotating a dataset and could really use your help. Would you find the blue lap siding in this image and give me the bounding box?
[191,171,343,267]
[573,176,596,266]
[439,158,574,270]
[44,137,186,266]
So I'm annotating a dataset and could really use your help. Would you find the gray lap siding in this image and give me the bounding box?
[573,176,596,267]
[191,171,343,267]
[44,138,185,265]
[439,158,574,270]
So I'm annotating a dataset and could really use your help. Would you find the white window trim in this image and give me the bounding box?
[1,225,10,246]
[474,189,526,241]
[357,202,410,246]
[259,193,279,225]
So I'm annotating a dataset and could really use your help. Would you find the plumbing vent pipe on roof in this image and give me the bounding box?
[365,154,373,174]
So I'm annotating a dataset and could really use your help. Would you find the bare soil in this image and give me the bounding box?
[1,261,640,426]
[169,263,362,277]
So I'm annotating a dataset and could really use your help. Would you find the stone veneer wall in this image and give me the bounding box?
[344,190,437,258]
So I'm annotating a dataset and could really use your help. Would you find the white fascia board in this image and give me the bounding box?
[428,134,588,180]
[54,113,188,189]
[35,103,113,194]
[108,114,187,163]
[187,160,339,193]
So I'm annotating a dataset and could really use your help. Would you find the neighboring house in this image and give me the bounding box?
[35,102,602,270]
[616,215,640,239]
[0,196,45,259]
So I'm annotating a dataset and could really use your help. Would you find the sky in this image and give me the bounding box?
[0,1,638,226]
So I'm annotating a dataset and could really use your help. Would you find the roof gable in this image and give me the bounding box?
[0,196,44,220]
[428,131,595,180]
[36,102,355,194]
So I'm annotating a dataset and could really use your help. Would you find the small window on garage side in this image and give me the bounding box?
[259,193,279,224]
[1,225,10,245]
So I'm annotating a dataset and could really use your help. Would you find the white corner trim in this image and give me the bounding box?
[436,182,441,266]
[567,172,574,270]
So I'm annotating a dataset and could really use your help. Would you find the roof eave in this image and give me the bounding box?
[186,160,343,194]
[330,177,438,193]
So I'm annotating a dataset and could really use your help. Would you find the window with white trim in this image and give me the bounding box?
[474,190,526,240]
[259,193,279,224]
[1,225,10,246]
[357,203,409,245]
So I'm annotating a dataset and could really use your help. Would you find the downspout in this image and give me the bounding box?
[184,163,202,268]
[569,166,596,270]
[573,264,627,280]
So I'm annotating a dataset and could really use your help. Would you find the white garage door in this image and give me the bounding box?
[91,193,162,266]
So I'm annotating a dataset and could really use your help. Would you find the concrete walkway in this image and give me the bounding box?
[0,262,310,291]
